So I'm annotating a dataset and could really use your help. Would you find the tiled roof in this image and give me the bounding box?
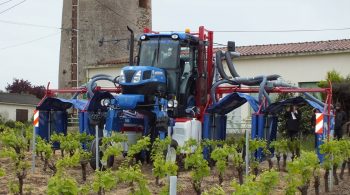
[0,93,40,105]
[234,39,350,56]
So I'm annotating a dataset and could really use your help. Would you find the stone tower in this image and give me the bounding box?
[58,0,151,88]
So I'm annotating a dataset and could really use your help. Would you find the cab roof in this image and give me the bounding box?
[141,32,199,42]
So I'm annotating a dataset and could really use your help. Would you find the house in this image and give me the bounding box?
[0,93,40,122]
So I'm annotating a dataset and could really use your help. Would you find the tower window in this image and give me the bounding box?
[139,0,148,8]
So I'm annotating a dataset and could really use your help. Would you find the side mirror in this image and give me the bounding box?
[133,56,139,65]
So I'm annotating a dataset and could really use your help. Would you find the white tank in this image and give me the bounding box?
[170,119,202,148]
[122,131,142,152]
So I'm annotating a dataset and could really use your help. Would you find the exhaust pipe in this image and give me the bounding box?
[127,26,134,66]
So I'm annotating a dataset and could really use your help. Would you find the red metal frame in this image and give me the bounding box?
[197,26,214,121]
[44,26,334,134]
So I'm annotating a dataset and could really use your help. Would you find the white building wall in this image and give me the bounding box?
[0,103,36,121]
[86,65,124,87]
[223,52,350,123]
[231,52,350,84]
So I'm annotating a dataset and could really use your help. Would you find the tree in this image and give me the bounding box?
[285,151,320,195]
[51,132,95,181]
[203,185,225,195]
[230,144,245,185]
[116,163,151,195]
[0,122,31,195]
[5,78,45,99]
[210,144,232,185]
[182,139,210,195]
[47,151,82,195]
[319,139,343,192]
[275,93,314,137]
[231,170,279,195]
[126,136,151,164]
[318,70,350,114]
[249,139,267,177]
[151,137,178,185]
[338,139,350,179]
[270,139,289,171]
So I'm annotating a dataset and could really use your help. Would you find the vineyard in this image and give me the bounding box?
[0,122,350,195]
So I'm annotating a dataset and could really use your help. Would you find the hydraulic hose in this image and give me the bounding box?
[268,80,325,107]
[215,50,231,80]
[71,84,86,99]
[225,51,240,78]
[87,75,117,98]
[258,76,268,105]
[71,74,113,99]
[210,79,239,104]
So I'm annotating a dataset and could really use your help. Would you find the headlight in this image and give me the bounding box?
[101,98,111,107]
[119,70,125,83]
[171,34,179,40]
[140,35,147,40]
[132,70,142,83]
[151,70,164,78]
[167,99,178,108]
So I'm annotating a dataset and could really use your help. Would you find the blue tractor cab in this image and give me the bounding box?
[118,32,201,118]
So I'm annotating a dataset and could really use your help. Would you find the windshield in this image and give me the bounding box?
[139,38,179,69]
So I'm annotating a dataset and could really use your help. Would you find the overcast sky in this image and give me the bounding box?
[0,0,349,91]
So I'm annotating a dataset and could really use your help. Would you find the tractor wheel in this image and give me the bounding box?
[89,138,114,170]
[170,139,178,150]
[135,151,148,164]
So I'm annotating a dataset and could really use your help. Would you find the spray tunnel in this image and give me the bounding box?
[36,97,87,148]
[264,96,332,161]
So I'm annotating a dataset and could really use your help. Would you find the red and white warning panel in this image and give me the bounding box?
[33,110,39,127]
[315,113,323,134]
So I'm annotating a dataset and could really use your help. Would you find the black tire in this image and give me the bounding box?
[89,138,114,170]
[170,139,178,150]
[135,151,148,164]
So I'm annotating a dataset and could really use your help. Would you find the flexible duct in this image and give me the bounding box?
[225,51,240,78]
[215,50,231,80]
[87,75,117,98]
[210,75,275,105]
[210,79,238,104]
[258,76,268,105]
[71,74,113,99]
[268,80,325,107]
[71,84,86,99]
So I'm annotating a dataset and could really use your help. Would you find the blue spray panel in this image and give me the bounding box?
[53,111,68,135]
[203,113,212,140]
[82,112,95,136]
[79,111,85,134]
[203,113,213,160]
[257,115,265,139]
[38,111,49,141]
[251,114,258,139]
[257,114,265,160]
[159,131,166,139]
[268,116,278,142]
[316,134,324,162]
[105,109,123,132]
[251,114,266,160]
[215,115,227,140]
[37,111,68,149]
[268,116,278,155]
[316,114,335,162]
